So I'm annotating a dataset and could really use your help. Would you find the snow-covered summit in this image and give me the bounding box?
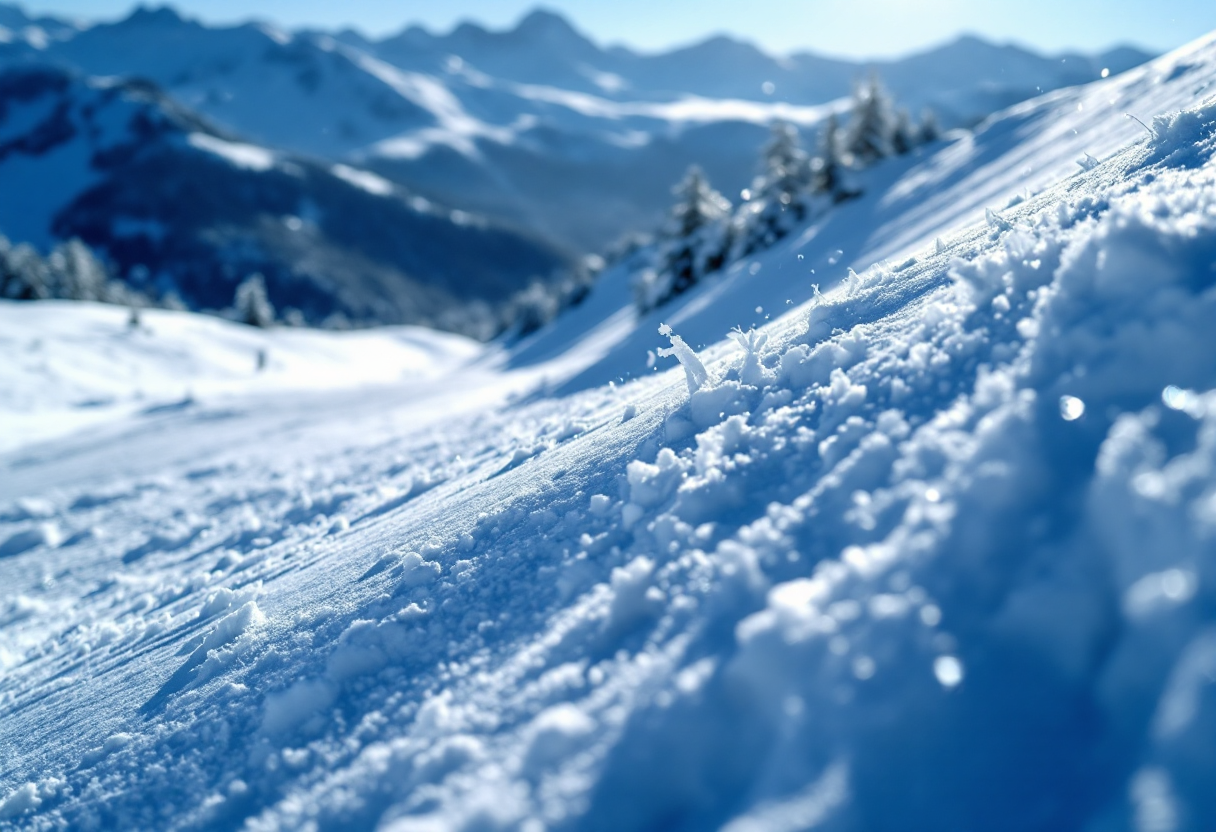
[2,25,1216,832]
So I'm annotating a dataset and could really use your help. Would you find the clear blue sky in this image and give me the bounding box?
[18,0,1216,58]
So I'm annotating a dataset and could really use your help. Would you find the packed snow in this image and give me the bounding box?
[3,29,1216,832]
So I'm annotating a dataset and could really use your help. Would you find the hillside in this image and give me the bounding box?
[1,26,1214,832]
[0,65,570,331]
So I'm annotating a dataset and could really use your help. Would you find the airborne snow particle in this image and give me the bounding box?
[1161,385,1198,413]
[1059,396,1086,421]
[920,605,943,627]
[934,655,964,688]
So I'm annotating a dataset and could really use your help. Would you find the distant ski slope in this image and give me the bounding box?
[1,29,1215,832]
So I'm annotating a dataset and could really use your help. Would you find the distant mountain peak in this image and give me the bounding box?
[123,5,186,26]
[515,8,582,38]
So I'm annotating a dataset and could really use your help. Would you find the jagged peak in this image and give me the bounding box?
[121,4,187,27]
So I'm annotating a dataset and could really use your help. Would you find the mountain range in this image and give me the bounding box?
[0,3,1155,327]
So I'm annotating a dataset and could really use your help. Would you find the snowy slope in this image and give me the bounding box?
[0,300,481,453]
[2,28,1216,832]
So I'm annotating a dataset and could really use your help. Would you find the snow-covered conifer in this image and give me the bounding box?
[918,108,941,144]
[0,241,52,300]
[736,122,814,255]
[757,121,814,208]
[234,273,275,328]
[47,239,108,301]
[636,166,731,312]
[891,108,915,155]
[844,73,895,166]
[662,166,731,291]
[811,113,855,202]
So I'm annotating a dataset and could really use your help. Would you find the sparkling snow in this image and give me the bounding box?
[4,33,1216,832]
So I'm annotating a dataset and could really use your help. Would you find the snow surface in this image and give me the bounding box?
[0,302,481,453]
[3,31,1216,832]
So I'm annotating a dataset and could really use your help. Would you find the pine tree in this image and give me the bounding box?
[844,73,895,166]
[891,108,914,156]
[0,242,51,300]
[757,121,813,212]
[812,113,851,202]
[738,121,814,254]
[663,166,731,295]
[234,273,275,328]
[918,108,941,144]
[668,166,729,240]
[47,239,108,301]
[636,167,732,312]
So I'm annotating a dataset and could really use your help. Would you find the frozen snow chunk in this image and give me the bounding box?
[605,556,663,634]
[200,601,266,654]
[399,551,442,587]
[589,494,613,517]
[1147,100,1216,167]
[79,732,134,768]
[0,783,41,820]
[523,703,596,772]
[552,420,588,442]
[626,448,687,509]
[0,523,62,558]
[694,415,750,478]
[985,208,1012,232]
[690,380,753,428]
[1077,152,1101,171]
[200,583,261,619]
[729,328,776,388]
[658,323,713,395]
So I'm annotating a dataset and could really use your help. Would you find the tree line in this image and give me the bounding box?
[635,74,939,312]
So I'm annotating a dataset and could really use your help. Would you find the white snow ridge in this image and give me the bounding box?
[4,28,1216,832]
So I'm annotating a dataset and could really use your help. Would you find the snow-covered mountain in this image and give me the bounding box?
[358,9,1147,110]
[0,4,1153,253]
[0,64,569,331]
[2,24,1215,832]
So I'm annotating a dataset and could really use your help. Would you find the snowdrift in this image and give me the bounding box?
[2,29,1216,832]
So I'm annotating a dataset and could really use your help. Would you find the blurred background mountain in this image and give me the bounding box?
[0,3,1154,332]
